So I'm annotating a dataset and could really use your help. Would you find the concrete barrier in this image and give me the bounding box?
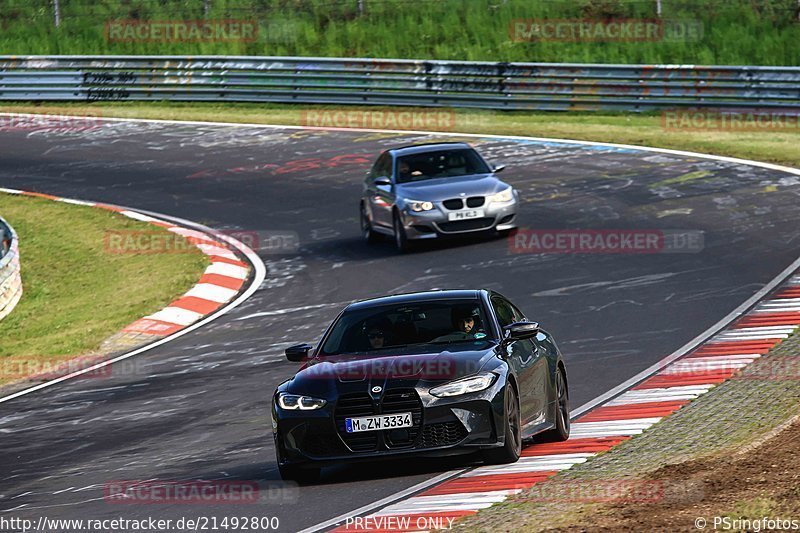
[0,216,22,321]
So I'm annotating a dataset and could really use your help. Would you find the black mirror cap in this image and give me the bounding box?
[285,343,313,362]
[374,176,392,186]
[492,164,506,173]
[504,321,540,341]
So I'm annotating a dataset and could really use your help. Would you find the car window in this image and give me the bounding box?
[374,153,392,179]
[320,299,494,355]
[395,148,490,183]
[491,296,516,328]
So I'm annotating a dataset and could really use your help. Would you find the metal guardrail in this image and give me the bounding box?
[0,216,22,322]
[0,55,799,111]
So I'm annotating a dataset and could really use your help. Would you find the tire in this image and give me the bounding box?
[393,211,411,253]
[361,204,380,244]
[278,463,321,484]
[483,384,522,465]
[540,367,570,442]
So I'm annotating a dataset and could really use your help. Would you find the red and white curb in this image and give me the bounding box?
[0,187,265,404]
[332,272,800,532]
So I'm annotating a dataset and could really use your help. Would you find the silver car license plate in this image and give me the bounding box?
[448,209,484,221]
[345,412,412,433]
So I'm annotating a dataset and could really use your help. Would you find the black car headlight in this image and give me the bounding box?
[429,372,497,398]
[277,392,327,410]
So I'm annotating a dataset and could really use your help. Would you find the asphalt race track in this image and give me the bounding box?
[2,120,800,532]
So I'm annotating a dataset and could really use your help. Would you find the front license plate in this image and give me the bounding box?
[448,209,484,221]
[345,412,413,433]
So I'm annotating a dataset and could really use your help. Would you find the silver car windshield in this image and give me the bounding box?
[395,149,491,184]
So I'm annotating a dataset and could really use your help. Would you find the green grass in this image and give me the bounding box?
[4,101,800,168]
[1,0,798,64]
[0,193,208,385]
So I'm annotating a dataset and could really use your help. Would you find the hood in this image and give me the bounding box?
[286,344,498,397]
[397,174,508,202]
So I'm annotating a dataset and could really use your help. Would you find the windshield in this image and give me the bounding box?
[395,149,491,184]
[320,299,494,355]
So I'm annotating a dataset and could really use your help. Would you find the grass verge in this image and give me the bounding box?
[2,0,799,64]
[2,102,800,169]
[0,193,209,386]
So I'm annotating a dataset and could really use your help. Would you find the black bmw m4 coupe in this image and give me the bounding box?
[272,289,570,482]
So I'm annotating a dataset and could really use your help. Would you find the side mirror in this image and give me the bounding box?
[492,164,506,173]
[374,176,392,187]
[503,321,539,342]
[285,343,313,362]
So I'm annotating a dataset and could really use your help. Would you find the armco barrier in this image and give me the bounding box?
[0,216,22,321]
[1,56,799,111]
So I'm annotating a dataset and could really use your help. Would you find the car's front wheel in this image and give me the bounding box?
[393,211,411,253]
[483,383,522,464]
[361,203,380,244]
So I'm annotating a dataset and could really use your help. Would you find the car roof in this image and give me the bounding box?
[345,289,484,311]
[388,142,472,157]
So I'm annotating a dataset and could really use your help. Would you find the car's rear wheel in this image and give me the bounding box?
[483,384,522,464]
[361,204,380,244]
[393,211,411,253]
[540,367,570,442]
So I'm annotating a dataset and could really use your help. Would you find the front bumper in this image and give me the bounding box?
[399,197,518,240]
[273,383,509,467]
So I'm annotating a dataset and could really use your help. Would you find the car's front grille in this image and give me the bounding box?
[466,196,485,208]
[381,388,423,448]
[417,422,468,448]
[334,389,424,452]
[443,198,464,210]
[437,217,495,233]
[335,393,378,451]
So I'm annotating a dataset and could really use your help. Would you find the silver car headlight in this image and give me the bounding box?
[408,200,435,212]
[489,187,514,204]
[430,372,497,398]
[277,392,327,410]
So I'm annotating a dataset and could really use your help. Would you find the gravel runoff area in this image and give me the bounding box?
[455,332,800,532]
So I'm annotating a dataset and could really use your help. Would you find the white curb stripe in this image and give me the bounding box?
[57,198,97,207]
[146,306,205,326]
[725,326,799,334]
[205,262,249,279]
[184,283,239,303]
[119,210,173,225]
[195,243,238,259]
[463,459,591,477]
[606,385,714,406]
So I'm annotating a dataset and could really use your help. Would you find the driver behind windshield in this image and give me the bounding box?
[432,306,486,342]
[363,318,392,349]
